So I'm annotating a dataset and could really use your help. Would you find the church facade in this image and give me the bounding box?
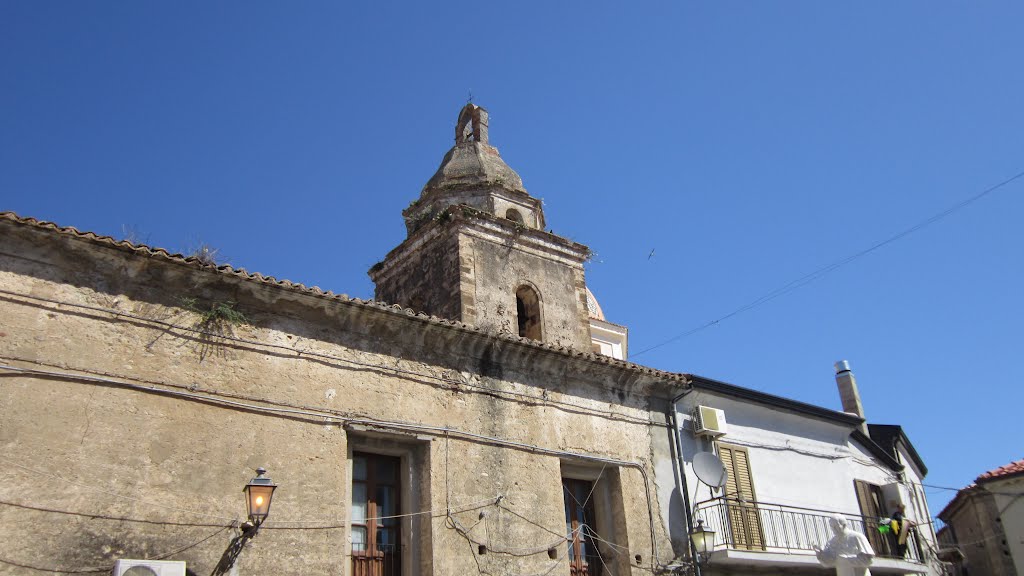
[0,105,685,576]
[0,105,936,576]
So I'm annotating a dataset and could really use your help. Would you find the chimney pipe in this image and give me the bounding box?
[835,360,869,434]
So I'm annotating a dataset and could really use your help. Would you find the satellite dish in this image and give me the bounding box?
[693,451,728,488]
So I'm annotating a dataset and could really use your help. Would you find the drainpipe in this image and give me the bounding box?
[668,382,702,576]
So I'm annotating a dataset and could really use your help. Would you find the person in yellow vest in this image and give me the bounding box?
[888,504,909,558]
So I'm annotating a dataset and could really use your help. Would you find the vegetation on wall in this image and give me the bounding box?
[178,296,249,360]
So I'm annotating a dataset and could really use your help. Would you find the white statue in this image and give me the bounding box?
[814,515,875,576]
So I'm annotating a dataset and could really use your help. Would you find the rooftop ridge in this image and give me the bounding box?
[0,210,689,386]
[976,457,1024,482]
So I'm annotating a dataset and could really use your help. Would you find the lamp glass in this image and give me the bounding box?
[246,484,276,520]
[690,521,716,556]
[243,468,278,524]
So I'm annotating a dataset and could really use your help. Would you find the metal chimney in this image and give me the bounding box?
[835,360,869,434]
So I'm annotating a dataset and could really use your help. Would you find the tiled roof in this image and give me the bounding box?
[0,211,689,385]
[976,458,1024,482]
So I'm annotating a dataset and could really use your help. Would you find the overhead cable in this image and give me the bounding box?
[631,168,1024,358]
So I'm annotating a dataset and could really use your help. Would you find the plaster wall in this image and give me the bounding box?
[673,391,898,515]
[897,445,937,544]
[651,389,939,575]
[0,223,672,576]
[989,476,1024,576]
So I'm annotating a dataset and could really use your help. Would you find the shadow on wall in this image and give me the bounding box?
[209,529,252,576]
[668,487,692,559]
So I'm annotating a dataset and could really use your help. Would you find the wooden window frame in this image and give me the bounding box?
[563,477,603,576]
[853,479,896,557]
[351,452,402,576]
[346,433,431,576]
[716,443,766,551]
[559,463,631,576]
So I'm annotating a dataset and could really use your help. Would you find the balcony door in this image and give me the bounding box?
[563,477,603,576]
[854,480,895,557]
[718,444,765,551]
[351,453,401,576]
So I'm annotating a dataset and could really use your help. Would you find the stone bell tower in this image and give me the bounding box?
[369,104,593,351]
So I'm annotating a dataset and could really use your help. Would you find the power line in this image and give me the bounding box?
[630,168,1024,359]
[0,524,231,574]
[0,285,657,427]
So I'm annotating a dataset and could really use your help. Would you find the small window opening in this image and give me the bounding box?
[505,208,525,225]
[515,285,542,341]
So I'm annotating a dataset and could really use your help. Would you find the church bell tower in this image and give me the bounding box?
[369,104,593,351]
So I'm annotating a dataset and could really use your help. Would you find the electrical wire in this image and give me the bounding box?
[911,480,1023,498]
[0,524,232,574]
[0,285,661,428]
[0,455,236,522]
[0,361,661,564]
[447,513,568,557]
[0,556,107,574]
[0,455,498,529]
[0,499,228,527]
[630,168,1024,359]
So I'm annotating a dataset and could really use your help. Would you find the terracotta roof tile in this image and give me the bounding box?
[0,211,690,385]
[976,458,1024,482]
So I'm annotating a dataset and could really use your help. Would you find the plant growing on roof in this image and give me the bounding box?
[192,245,219,265]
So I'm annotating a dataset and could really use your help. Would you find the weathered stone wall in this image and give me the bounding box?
[943,490,1016,576]
[372,210,592,353]
[462,231,591,350]
[0,219,678,576]
[370,224,462,320]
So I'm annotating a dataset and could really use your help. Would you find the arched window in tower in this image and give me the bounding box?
[505,208,525,225]
[515,285,542,341]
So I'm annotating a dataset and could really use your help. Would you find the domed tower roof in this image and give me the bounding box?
[586,287,606,321]
[421,104,526,195]
[372,103,594,352]
[403,104,545,234]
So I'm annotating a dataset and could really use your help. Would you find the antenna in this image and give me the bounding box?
[693,451,728,489]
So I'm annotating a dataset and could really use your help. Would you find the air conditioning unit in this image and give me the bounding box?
[692,405,727,438]
[881,482,908,514]
[112,559,186,576]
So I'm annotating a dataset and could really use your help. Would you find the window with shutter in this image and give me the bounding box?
[853,479,894,556]
[717,444,765,551]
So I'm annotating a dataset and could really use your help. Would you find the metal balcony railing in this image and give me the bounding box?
[694,497,924,564]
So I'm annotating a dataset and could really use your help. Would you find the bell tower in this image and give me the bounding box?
[369,104,593,351]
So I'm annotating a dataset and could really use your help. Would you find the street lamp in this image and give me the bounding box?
[243,467,277,528]
[689,518,716,564]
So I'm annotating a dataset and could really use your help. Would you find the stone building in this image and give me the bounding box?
[0,104,936,576]
[0,104,684,576]
[937,459,1024,576]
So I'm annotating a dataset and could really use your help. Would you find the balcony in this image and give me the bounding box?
[694,498,928,573]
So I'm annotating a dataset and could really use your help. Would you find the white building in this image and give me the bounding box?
[657,361,940,576]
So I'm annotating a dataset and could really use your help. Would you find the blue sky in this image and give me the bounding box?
[2,2,1021,518]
